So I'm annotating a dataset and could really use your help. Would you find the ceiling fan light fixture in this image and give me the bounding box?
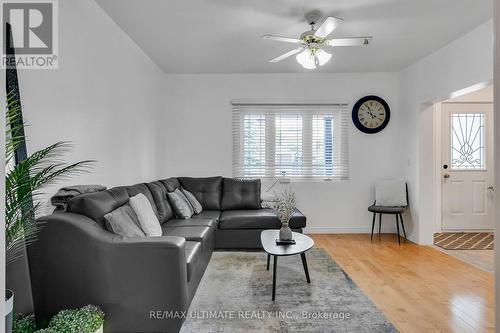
[296,49,316,69]
[315,49,332,66]
[296,48,332,69]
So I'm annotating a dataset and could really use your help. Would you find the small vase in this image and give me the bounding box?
[279,221,293,241]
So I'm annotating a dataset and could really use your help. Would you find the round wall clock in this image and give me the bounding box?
[352,95,390,134]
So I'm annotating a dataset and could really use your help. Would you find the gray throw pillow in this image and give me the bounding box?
[182,189,203,214]
[129,193,162,236]
[167,189,194,219]
[104,204,145,237]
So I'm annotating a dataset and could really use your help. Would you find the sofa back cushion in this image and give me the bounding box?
[67,187,129,227]
[124,183,159,217]
[221,178,261,210]
[160,177,182,192]
[178,177,222,210]
[146,181,174,223]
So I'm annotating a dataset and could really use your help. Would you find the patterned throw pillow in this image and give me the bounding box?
[104,204,145,237]
[182,189,203,214]
[167,189,194,219]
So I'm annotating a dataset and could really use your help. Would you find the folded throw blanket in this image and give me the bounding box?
[51,185,106,211]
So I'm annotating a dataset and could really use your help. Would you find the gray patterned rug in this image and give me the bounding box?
[180,249,398,333]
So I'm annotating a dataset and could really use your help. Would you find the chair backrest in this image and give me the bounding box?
[375,179,408,207]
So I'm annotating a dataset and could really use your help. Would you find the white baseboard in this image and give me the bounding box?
[304,226,397,234]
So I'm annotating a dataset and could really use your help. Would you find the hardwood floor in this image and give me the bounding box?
[310,234,494,333]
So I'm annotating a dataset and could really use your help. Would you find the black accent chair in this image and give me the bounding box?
[368,181,408,245]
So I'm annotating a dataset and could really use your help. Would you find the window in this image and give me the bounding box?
[232,103,349,180]
[450,113,485,170]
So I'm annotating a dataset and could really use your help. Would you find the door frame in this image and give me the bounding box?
[429,81,494,236]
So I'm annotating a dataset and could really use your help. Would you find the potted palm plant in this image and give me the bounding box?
[5,94,93,333]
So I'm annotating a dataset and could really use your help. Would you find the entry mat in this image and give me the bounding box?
[434,232,493,250]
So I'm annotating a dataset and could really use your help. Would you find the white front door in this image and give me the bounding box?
[441,103,494,230]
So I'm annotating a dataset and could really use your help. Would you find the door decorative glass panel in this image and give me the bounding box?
[451,113,485,170]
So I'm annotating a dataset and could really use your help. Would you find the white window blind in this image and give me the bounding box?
[232,103,349,180]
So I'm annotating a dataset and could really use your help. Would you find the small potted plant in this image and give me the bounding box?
[47,305,105,333]
[12,305,104,333]
[272,190,297,242]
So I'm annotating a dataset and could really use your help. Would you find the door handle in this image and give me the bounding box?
[488,186,494,191]
[443,173,450,179]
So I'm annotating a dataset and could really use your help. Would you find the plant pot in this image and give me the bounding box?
[279,221,293,241]
[5,290,14,333]
[94,324,104,333]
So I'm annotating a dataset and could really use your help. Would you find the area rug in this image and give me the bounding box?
[180,249,398,333]
[434,232,494,250]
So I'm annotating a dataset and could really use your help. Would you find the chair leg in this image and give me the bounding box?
[395,214,401,245]
[400,214,407,239]
[371,213,376,240]
[378,214,382,235]
[266,253,270,271]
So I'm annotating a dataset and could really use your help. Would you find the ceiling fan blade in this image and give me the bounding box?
[269,47,304,63]
[314,17,343,38]
[325,37,373,47]
[261,34,302,44]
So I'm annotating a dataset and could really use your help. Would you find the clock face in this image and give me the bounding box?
[352,96,391,134]
[357,100,387,129]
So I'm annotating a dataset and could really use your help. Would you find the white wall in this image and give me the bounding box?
[13,0,165,211]
[399,20,494,244]
[162,73,405,233]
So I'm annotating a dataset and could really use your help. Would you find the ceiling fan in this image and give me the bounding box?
[262,11,372,69]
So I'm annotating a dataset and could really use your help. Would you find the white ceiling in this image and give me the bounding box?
[95,0,493,74]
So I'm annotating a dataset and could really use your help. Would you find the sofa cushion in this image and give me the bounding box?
[168,189,194,219]
[219,209,306,230]
[221,178,261,210]
[162,225,210,241]
[124,183,158,217]
[166,217,217,229]
[184,241,202,282]
[146,181,174,224]
[167,218,217,229]
[192,210,221,221]
[178,177,222,210]
[160,177,182,192]
[166,210,219,228]
[67,187,129,227]
[104,204,145,237]
[162,226,212,253]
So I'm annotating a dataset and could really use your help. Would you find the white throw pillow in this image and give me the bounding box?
[129,193,162,236]
[375,179,407,206]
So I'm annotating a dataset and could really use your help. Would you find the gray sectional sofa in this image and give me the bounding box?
[34,176,306,333]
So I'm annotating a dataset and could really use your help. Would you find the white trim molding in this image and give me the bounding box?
[304,226,398,234]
